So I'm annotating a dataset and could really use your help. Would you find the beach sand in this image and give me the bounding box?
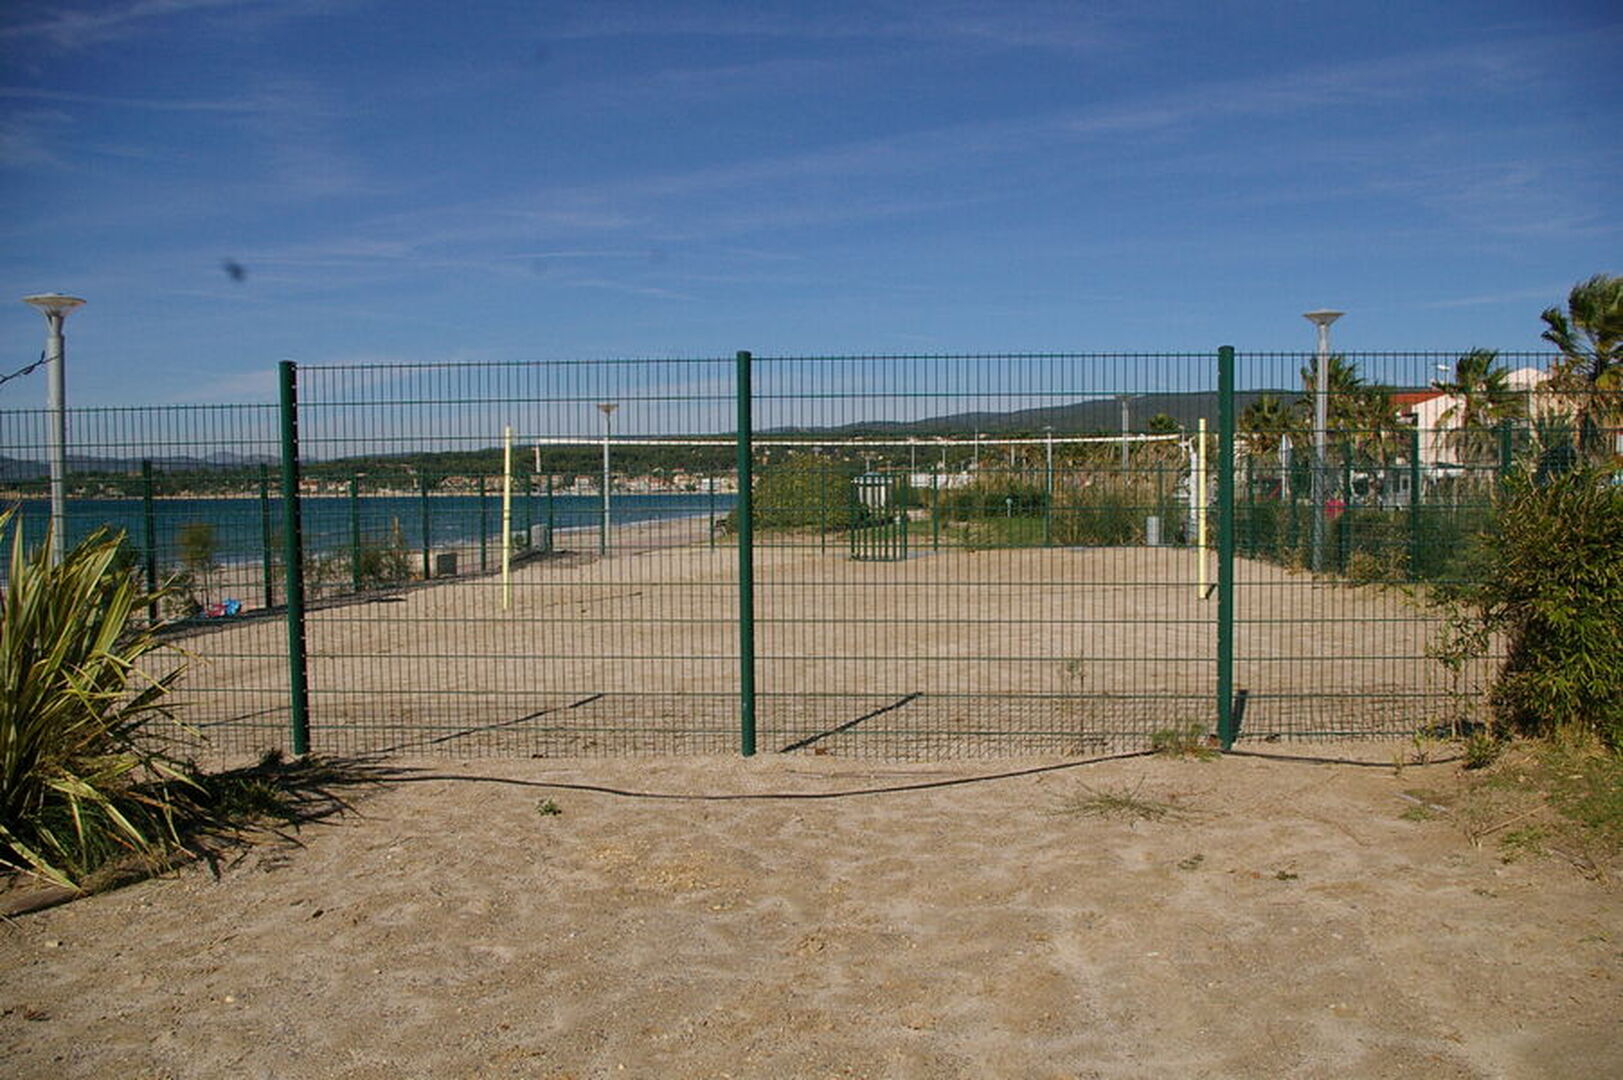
[1,749,1617,1078]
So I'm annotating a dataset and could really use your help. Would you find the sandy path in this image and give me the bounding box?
[2,750,1616,1078]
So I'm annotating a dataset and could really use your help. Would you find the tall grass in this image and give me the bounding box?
[0,509,192,888]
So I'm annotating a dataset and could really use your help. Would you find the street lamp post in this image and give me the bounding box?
[1043,425,1054,546]
[597,403,618,556]
[1117,395,1133,474]
[1303,309,1344,572]
[22,293,86,565]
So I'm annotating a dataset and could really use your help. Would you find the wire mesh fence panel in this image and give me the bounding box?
[288,357,742,757]
[1225,350,1569,740]
[746,354,1217,757]
[0,403,288,761]
[8,346,1610,762]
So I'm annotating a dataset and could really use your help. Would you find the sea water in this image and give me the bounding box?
[2,491,735,571]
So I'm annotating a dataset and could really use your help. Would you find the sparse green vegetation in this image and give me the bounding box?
[1397,738,1623,878]
[1051,781,1191,823]
[355,518,412,588]
[1463,731,1502,770]
[1150,722,1217,760]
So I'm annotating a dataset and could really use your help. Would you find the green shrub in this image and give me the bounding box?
[1476,469,1623,747]
[944,480,1048,521]
[724,452,865,532]
[1054,483,1145,546]
[176,521,218,597]
[0,511,192,888]
[356,518,412,587]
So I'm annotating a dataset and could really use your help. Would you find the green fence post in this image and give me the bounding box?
[736,350,757,757]
[419,471,431,580]
[277,361,310,756]
[547,471,556,548]
[349,474,362,592]
[141,459,159,624]
[1216,346,1237,750]
[258,463,274,610]
[479,474,489,572]
[1408,426,1422,582]
[1498,418,1514,481]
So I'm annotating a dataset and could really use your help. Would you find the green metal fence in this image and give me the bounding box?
[2,348,1603,761]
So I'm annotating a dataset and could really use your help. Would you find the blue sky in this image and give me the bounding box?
[0,0,1618,408]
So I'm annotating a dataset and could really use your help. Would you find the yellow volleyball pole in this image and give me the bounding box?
[1196,418,1209,599]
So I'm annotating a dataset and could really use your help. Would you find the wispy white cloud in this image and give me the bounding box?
[0,108,69,167]
[1,0,261,48]
[1418,286,1570,311]
[1,0,355,50]
[542,0,1123,52]
[0,85,283,113]
[165,364,278,404]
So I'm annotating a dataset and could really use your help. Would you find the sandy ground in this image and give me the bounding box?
[163,520,1485,763]
[3,748,1618,1079]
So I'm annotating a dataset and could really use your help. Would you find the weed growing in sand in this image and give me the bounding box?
[1052,782,1191,824]
[1463,731,1503,770]
[1498,825,1549,863]
[536,799,562,816]
[1150,722,1217,760]
[1400,801,1441,823]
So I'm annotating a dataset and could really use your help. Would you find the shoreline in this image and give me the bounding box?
[162,511,721,619]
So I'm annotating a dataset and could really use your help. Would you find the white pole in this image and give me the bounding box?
[22,294,85,565]
[1303,310,1343,573]
[1119,396,1131,474]
[1196,418,1209,599]
[501,425,513,611]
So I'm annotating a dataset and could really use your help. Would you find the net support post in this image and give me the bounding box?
[277,360,311,756]
[1216,346,1237,750]
[736,350,758,756]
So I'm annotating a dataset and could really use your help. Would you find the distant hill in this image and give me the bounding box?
[767,389,1304,437]
[0,451,277,482]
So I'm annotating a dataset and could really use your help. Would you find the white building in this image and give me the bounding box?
[1393,365,1553,469]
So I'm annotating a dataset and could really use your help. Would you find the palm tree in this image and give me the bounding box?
[1300,354,1400,468]
[1432,348,1527,467]
[1239,394,1296,457]
[1541,273,1623,459]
